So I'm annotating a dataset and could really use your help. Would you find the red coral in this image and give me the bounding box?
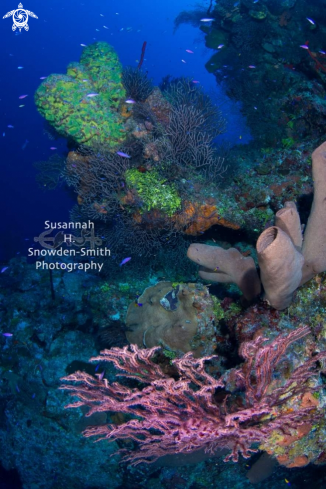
[137,41,147,70]
[303,42,326,73]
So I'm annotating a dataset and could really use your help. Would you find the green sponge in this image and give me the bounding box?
[35,42,126,148]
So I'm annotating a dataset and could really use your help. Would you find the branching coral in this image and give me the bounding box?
[122,66,153,102]
[149,78,227,177]
[64,146,132,220]
[164,104,224,175]
[173,3,209,33]
[60,326,326,466]
[163,78,226,138]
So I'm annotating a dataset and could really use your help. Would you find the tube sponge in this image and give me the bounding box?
[257,226,304,310]
[275,201,303,250]
[186,142,326,310]
[187,244,261,301]
[301,141,326,284]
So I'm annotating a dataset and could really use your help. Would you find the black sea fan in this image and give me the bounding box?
[173,2,210,33]
[163,77,226,138]
[96,322,128,349]
[122,66,153,102]
[34,154,65,190]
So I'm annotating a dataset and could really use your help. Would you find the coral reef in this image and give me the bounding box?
[2,255,326,486]
[60,326,326,466]
[9,4,326,488]
[35,42,126,148]
[55,75,231,267]
[177,0,326,145]
[187,142,326,310]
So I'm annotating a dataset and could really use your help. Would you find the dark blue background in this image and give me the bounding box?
[0,0,249,262]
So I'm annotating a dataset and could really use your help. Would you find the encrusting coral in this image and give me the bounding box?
[175,202,240,236]
[188,141,326,310]
[125,168,181,217]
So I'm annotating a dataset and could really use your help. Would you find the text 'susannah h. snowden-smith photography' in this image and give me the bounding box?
[29,221,110,272]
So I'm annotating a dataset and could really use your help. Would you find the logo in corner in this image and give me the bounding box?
[3,3,38,33]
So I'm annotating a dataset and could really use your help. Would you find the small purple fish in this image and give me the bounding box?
[186,49,194,53]
[50,147,57,150]
[217,44,224,49]
[80,43,87,47]
[306,18,315,25]
[40,76,47,79]
[125,99,136,104]
[19,94,28,99]
[119,257,131,266]
[7,125,14,128]
[200,18,214,22]
[116,151,131,158]
[97,371,105,381]
[2,333,13,337]
[300,45,309,50]
[319,50,326,55]
[86,93,99,97]
[248,65,256,68]
[1,266,9,273]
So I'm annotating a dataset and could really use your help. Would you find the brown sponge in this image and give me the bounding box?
[275,201,303,250]
[257,226,304,310]
[301,141,326,284]
[187,244,261,301]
